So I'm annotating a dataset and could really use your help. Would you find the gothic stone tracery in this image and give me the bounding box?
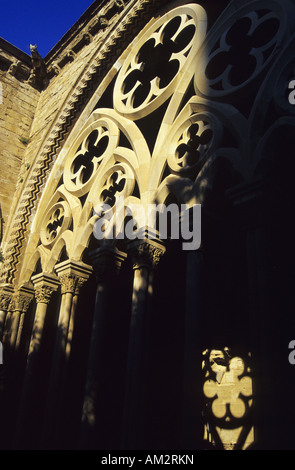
[0,0,295,451]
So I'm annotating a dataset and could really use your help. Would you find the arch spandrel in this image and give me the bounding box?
[1,0,295,452]
[2,0,295,290]
[16,2,210,287]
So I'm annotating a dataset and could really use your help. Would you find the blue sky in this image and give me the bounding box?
[0,0,95,57]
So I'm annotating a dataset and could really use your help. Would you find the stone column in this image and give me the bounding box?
[0,286,33,448]
[79,246,126,450]
[0,285,13,342]
[121,237,165,450]
[181,247,204,449]
[0,285,14,448]
[42,260,92,446]
[13,273,59,449]
[8,286,34,357]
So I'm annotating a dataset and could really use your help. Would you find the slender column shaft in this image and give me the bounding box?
[121,238,165,450]
[0,288,13,342]
[79,247,126,450]
[13,274,59,449]
[42,260,92,448]
[8,289,33,358]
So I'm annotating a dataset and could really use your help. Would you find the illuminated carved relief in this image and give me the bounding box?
[113,4,205,118]
[202,348,254,450]
[19,3,209,282]
[5,0,295,451]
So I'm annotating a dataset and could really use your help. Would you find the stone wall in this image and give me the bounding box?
[0,39,39,239]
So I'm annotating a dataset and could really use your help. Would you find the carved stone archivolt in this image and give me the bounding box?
[2,0,295,295]
[0,0,170,287]
[12,3,209,285]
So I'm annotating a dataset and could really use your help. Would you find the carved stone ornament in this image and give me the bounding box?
[74,277,88,295]
[0,293,13,311]
[59,273,79,295]
[10,293,32,312]
[28,44,49,90]
[129,239,165,270]
[34,285,56,304]
[55,260,93,294]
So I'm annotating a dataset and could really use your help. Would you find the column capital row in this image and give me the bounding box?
[31,272,60,304]
[0,283,34,312]
[55,260,93,294]
[128,238,166,271]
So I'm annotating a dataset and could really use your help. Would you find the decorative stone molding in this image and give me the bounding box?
[3,0,293,292]
[55,259,93,294]
[0,293,12,311]
[0,284,14,311]
[31,273,60,304]
[128,237,166,271]
[8,59,21,76]
[0,0,169,287]
[10,293,32,313]
[74,276,88,295]
[0,37,32,79]
[59,274,78,295]
[34,285,56,304]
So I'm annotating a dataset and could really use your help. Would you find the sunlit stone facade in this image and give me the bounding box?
[1,0,295,450]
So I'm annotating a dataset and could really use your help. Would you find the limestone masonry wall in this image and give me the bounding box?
[0,49,39,238]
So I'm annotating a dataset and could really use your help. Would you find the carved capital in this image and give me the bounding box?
[31,272,60,304]
[0,285,14,311]
[74,277,88,295]
[55,260,92,294]
[89,247,126,284]
[59,273,78,295]
[129,239,165,271]
[11,293,32,312]
[34,285,56,304]
[10,285,34,312]
[0,293,13,311]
